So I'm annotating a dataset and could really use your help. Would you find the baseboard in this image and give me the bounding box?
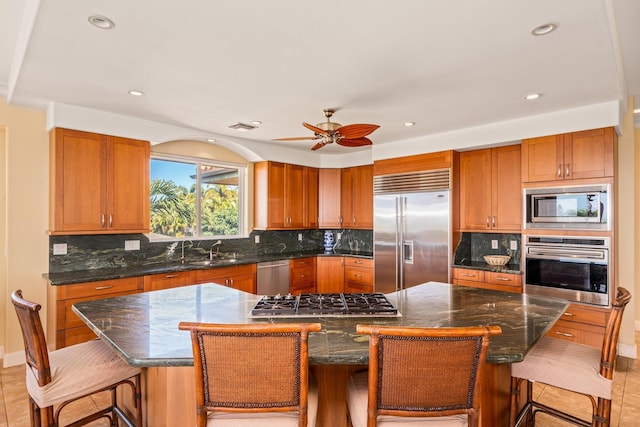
[2,351,26,368]
[619,343,638,359]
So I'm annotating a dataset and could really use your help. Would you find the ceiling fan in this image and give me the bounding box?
[273,109,380,151]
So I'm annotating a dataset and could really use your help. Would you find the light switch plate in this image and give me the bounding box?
[125,240,140,251]
[53,243,67,255]
[491,240,498,249]
[255,235,260,244]
[510,240,518,250]
[298,233,303,241]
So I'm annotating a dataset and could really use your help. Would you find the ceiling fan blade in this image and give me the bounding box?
[337,137,372,147]
[272,136,320,141]
[303,122,330,136]
[336,124,379,139]
[311,140,329,151]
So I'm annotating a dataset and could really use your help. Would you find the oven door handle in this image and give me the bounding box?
[526,247,606,261]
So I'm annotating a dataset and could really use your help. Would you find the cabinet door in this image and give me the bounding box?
[285,164,306,228]
[107,136,150,232]
[228,273,256,294]
[316,256,344,293]
[491,145,521,231]
[318,168,342,228]
[340,168,354,227]
[459,149,492,230]
[352,165,373,229]
[564,128,614,180]
[290,257,317,295]
[521,134,564,183]
[50,128,108,232]
[305,167,319,228]
[254,162,286,229]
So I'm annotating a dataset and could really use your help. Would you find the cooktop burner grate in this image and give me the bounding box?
[250,292,398,317]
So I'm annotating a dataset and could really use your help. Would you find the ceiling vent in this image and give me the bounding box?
[228,122,257,132]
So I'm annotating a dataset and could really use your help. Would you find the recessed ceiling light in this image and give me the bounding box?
[128,90,144,96]
[634,108,640,114]
[88,15,115,30]
[531,23,557,36]
[525,93,541,100]
[207,138,216,143]
[251,121,262,126]
[404,122,415,127]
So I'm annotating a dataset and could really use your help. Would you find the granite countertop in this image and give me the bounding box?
[44,249,373,285]
[72,282,569,367]
[451,261,522,274]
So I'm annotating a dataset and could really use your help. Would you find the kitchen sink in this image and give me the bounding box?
[189,260,216,266]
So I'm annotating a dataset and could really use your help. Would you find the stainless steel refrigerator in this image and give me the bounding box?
[374,169,451,293]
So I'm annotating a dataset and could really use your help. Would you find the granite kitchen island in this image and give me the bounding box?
[72,282,569,427]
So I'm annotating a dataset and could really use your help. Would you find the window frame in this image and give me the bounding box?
[149,152,248,241]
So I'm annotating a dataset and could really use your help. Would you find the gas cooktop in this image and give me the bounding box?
[250,293,399,317]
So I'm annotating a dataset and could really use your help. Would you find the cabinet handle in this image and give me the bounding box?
[164,274,179,278]
[230,278,234,286]
[495,277,511,282]
[101,214,106,228]
[562,312,574,317]
[492,216,496,228]
[355,274,363,278]
[109,214,113,227]
[555,331,574,337]
[354,260,362,264]
[565,163,570,177]
[461,273,475,277]
[353,216,356,225]
[557,165,562,178]
[300,274,306,279]
[486,217,490,228]
[95,285,114,290]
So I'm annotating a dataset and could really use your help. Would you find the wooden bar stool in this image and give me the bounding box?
[11,289,142,427]
[510,287,631,427]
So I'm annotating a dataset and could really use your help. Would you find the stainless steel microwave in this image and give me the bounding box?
[524,184,609,230]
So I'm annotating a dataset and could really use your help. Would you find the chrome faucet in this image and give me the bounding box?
[180,239,193,263]
[210,240,222,260]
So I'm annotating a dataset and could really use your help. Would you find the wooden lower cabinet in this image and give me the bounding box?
[451,268,522,293]
[46,276,144,349]
[290,257,317,295]
[192,263,257,294]
[546,303,608,348]
[343,257,374,293]
[143,271,193,292]
[317,256,345,293]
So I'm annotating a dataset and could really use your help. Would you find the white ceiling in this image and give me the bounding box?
[1,0,638,161]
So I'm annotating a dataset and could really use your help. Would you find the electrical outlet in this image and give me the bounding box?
[53,243,67,255]
[510,240,518,250]
[337,232,342,240]
[125,240,140,251]
[254,235,260,244]
[298,233,303,241]
[491,240,498,249]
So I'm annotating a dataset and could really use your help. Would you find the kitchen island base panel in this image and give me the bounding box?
[139,363,510,427]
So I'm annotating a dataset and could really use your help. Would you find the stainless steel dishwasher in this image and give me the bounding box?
[256,260,290,295]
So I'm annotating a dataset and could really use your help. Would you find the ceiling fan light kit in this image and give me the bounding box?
[273,108,380,151]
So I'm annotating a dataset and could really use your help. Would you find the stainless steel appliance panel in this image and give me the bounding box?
[374,190,450,293]
[256,260,290,295]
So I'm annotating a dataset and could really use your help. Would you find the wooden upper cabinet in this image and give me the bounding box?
[459,145,521,232]
[320,165,373,229]
[254,161,316,230]
[522,127,615,183]
[49,128,150,234]
[318,168,342,228]
[305,167,319,228]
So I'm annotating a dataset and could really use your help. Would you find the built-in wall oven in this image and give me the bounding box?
[524,235,610,307]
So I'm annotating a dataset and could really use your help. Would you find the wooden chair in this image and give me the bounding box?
[178,321,322,427]
[510,287,632,427]
[347,324,502,426]
[11,289,142,427]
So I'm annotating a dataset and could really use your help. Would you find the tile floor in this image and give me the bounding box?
[1,332,639,426]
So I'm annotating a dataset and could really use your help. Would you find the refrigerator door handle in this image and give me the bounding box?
[403,240,414,264]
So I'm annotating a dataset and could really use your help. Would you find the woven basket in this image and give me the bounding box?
[483,255,511,266]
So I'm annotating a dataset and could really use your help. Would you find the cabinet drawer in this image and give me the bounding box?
[344,257,373,268]
[560,304,608,327]
[547,322,605,348]
[486,272,521,291]
[291,257,316,269]
[56,277,143,299]
[344,266,373,287]
[452,268,485,282]
[144,271,193,291]
[193,264,256,283]
[291,266,315,283]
